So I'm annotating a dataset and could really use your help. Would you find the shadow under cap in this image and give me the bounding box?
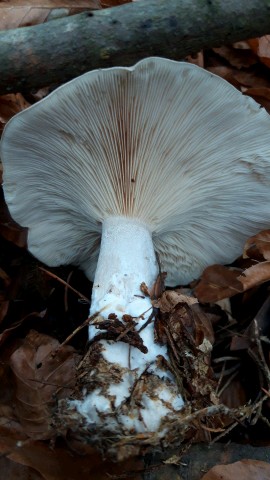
[2,57,270,286]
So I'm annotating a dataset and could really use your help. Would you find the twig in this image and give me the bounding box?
[39,267,90,303]
[58,313,99,348]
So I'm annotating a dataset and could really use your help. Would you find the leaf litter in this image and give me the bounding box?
[1,7,270,477]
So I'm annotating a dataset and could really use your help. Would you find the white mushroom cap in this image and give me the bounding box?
[2,57,270,285]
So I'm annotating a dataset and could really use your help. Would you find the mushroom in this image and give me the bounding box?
[2,57,270,448]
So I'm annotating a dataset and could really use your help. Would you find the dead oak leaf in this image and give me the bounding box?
[9,329,79,439]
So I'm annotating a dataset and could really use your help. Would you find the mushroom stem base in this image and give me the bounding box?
[71,216,184,440]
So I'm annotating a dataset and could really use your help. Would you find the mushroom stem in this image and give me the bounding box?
[89,216,158,331]
[74,216,185,436]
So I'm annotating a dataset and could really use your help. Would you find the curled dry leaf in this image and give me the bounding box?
[195,261,270,303]
[149,271,167,300]
[244,229,270,261]
[158,300,215,399]
[248,36,270,68]
[201,459,270,480]
[9,329,79,438]
[155,289,198,313]
[239,261,270,290]
[196,230,270,303]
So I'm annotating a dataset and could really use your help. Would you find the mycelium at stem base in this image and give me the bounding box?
[72,216,185,441]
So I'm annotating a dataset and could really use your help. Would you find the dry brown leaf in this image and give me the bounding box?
[244,229,270,261]
[0,93,30,132]
[243,86,270,101]
[156,289,198,313]
[0,0,101,30]
[196,230,270,303]
[242,87,270,112]
[206,66,242,89]
[195,261,270,303]
[207,65,270,100]
[9,330,79,438]
[0,426,144,480]
[234,70,270,89]
[248,36,270,67]
[195,265,243,303]
[160,301,215,399]
[172,302,214,346]
[239,262,270,290]
[0,456,43,480]
[213,45,257,68]
[201,459,270,480]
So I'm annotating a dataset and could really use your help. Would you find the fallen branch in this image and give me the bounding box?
[1,0,270,94]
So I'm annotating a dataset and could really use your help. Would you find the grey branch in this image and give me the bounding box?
[1,0,270,94]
